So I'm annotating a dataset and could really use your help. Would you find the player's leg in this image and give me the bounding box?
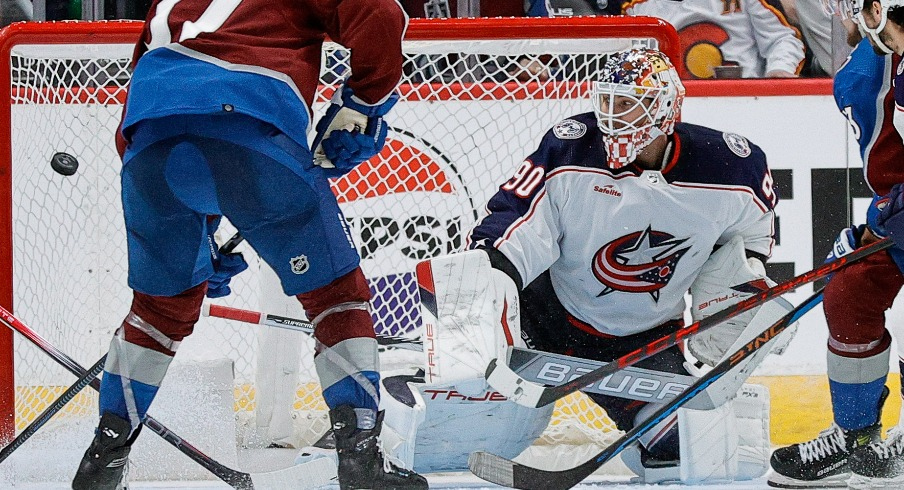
[769,251,902,488]
[845,248,904,488]
[196,115,426,489]
[74,119,218,490]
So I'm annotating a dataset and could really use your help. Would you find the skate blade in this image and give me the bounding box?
[767,470,850,488]
[848,474,904,489]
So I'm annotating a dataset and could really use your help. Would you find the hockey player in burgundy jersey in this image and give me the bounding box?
[72,1,426,489]
[767,24,904,487]
[450,48,789,483]
[789,0,904,488]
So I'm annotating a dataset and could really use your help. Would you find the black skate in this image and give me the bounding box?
[72,412,139,490]
[294,428,338,467]
[768,388,888,488]
[330,405,428,489]
[849,426,904,489]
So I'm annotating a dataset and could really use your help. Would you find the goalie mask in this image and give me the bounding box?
[592,48,685,169]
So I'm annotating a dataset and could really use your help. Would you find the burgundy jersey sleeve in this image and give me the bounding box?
[134,0,406,107]
[319,0,408,104]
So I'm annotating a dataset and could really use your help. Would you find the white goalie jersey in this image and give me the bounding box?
[469,115,777,337]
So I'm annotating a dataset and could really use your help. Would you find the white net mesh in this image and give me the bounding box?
[2,19,676,472]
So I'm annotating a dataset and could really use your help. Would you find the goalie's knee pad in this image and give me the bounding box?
[379,375,552,473]
[622,384,770,484]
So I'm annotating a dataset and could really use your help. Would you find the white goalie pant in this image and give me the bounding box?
[621,384,771,484]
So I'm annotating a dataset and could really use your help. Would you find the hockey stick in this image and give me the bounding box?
[202,303,423,350]
[206,304,707,404]
[0,305,336,489]
[469,288,825,489]
[0,354,106,464]
[486,238,892,409]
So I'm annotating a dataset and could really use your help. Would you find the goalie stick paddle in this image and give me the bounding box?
[0,354,106,464]
[487,237,893,409]
[0,305,337,489]
[469,288,826,489]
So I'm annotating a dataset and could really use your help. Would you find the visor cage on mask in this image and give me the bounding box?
[592,82,669,137]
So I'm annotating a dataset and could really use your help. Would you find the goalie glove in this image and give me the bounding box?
[688,236,775,367]
[312,86,398,177]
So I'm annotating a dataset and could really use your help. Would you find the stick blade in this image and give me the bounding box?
[469,451,515,487]
[249,457,337,489]
[469,450,593,490]
[485,358,546,408]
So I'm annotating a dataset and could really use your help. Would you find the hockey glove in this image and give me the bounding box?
[312,86,398,178]
[826,225,865,263]
[207,251,248,299]
[877,183,904,248]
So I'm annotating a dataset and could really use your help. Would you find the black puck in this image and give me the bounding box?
[50,152,79,176]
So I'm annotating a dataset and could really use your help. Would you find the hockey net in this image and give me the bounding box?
[0,18,680,476]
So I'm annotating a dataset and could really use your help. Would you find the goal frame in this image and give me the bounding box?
[0,16,680,443]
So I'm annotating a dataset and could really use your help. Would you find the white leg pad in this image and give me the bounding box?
[680,384,770,483]
[380,376,552,473]
[622,383,770,484]
[417,250,522,393]
[380,378,427,471]
[733,384,772,480]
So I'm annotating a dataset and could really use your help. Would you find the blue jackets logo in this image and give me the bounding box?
[553,119,587,139]
[591,227,690,301]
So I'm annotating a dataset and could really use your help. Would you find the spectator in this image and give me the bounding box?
[622,0,805,78]
[1,0,31,27]
[104,0,153,19]
[525,0,625,16]
[398,0,521,18]
[778,0,855,76]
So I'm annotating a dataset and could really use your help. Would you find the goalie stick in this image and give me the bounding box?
[0,355,106,464]
[0,305,337,489]
[487,237,892,409]
[469,288,825,489]
[205,303,703,403]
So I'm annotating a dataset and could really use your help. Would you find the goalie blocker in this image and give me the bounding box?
[359,250,781,481]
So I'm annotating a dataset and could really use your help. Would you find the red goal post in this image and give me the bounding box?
[0,16,679,463]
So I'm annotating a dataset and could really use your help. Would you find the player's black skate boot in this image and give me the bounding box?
[768,387,888,488]
[848,426,904,489]
[330,405,428,489]
[72,412,139,490]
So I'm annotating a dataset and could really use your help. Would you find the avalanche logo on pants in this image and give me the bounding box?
[592,226,690,300]
[329,128,477,337]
